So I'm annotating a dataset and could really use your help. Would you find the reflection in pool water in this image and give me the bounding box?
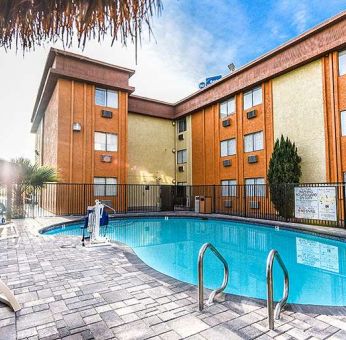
[44,217,346,306]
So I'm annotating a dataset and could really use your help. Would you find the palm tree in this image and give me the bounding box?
[10,158,58,218]
[0,1,162,61]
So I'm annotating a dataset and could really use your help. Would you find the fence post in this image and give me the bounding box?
[6,183,12,221]
[213,185,216,213]
[32,187,35,218]
[343,182,346,229]
[243,185,247,217]
[285,184,288,222]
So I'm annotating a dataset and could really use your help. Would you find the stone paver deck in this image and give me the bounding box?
[1,217,346,340]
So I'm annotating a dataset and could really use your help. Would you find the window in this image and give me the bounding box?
[341,111,346,136]
[177,118,187,133]
[245,178,265,197]
[243,86,262,110]
[244,131,263,152]
[221,180,237,197]
[220,138,236,157]
[177,149,187,164]
[220,97,235,119]
[95,88,118,108]
[94,132,118,151]
[94,177,117,196]
[339,50,346,76]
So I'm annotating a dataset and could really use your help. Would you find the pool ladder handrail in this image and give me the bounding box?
[266,249,289,330]
[198,242,229,311]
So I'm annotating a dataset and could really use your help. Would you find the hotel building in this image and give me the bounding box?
[32,11,346,198]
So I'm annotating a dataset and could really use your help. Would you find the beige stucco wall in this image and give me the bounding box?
[42,83,59,170]
[128,113,175,184]
[272,59,326,183]
[175,115,192,184]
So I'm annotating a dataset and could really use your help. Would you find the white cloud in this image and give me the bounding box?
[0,1,248,162]
[0,1,342,162]
[292,5,309,32]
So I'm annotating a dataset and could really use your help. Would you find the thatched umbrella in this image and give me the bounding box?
[0,0,162,58]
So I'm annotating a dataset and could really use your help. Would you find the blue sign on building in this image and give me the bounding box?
[199,75,222,89]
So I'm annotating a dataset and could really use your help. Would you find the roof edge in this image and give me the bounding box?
[174,9,346,106]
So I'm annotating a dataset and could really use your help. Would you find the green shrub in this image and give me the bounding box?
[267,136,302,219]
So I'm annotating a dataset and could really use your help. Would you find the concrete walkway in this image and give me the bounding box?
[1,217,346,340]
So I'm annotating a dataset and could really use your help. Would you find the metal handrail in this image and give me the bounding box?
[198,243,229,311]
[103,203,117,214]
[266,249,289,330]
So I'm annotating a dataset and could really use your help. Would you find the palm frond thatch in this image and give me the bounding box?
[0,0,162,55]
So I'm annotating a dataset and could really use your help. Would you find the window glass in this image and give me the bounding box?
[178,118,187,133]
[107,90,118,108]
[254,131,264,150]
[221,180,237,197]
[228,139,236,155]
[245,178,265,197]
[221,139,236,157]
[95,88,118,108]
[244,131,263,152]
[228,98,235,115]
[220,141,228,157]
[177,149,187,164]
[94,177,105,196]
[94,177,117,196]
[95,88,106,106]
[107,134,118,151]
[244,134,253,152]
[341,111,346,136]
[220,97,235,118]
[243,86,262,110]
[95,132,107,151]
[220,102,228,119]
[243,91,252,110]
[256,178,266,197]
[105,178,117,196]
[252,86,262,106]
[339,51,346,76]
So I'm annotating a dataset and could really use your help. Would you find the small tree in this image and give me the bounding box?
[11,158,58,218]
[267,135,302,219]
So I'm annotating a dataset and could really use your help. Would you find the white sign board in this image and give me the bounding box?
[295,186,337,222]
[296,237,339,273]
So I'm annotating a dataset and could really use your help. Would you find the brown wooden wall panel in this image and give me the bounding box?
[55,79,128,185]
[192,82,273,186]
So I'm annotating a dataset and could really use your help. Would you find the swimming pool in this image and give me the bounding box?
[43,217,346,306]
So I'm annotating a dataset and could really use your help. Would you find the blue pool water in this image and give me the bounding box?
[43,217,346,306]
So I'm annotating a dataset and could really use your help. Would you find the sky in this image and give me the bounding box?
[0,0,346,162]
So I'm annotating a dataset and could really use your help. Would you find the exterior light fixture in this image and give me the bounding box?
[172,148,176,153]
[101,155,112,163]
[72,122,82,132]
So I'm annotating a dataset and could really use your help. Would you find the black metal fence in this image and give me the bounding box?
[0,182,345,228]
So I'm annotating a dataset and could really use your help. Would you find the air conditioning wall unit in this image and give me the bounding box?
[224,200,232,208]
[223,159,232,167]
[178,134,184,141]
[247,110,257,119]
[101,110,113,118]
[101,154,112,163]
[178,165,185,172]
[250,201,260,209]
[222,119,231,127]
[248,155,258,164]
